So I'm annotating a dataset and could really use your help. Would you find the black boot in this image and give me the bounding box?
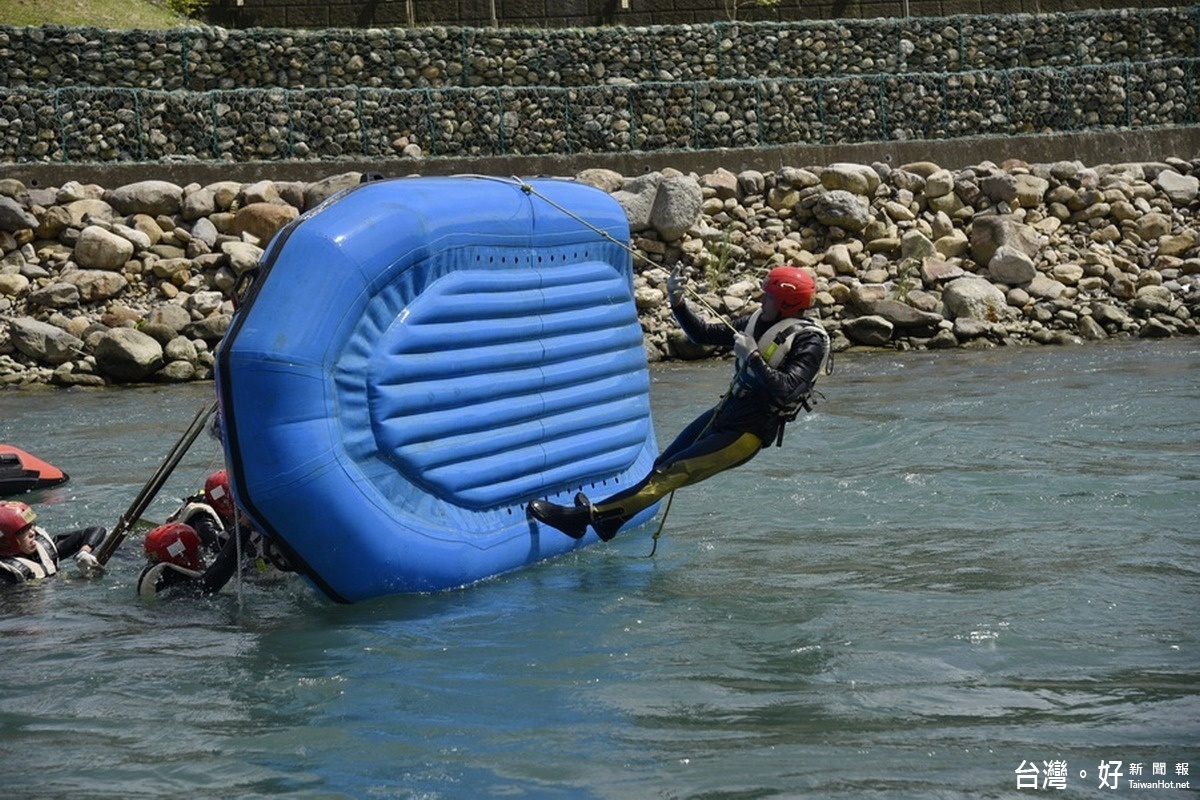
[573,493,628,542]
[527,493,629,542]
[527,499,591,540]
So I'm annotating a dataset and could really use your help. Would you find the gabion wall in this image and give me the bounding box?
[0,8,1197,164]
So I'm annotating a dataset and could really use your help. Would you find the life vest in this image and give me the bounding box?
[734,310,833,445]
[170,500,223,530]
[0,529,59,584]
[136,561,205,598]
[169,500,229,550]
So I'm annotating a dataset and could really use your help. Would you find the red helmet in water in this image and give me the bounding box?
[763,266,815,316]
[0,501,37,556]
[144,522,203,570]
[204,469,234,521]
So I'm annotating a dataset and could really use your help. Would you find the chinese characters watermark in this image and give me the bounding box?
[1016,760,1190,791]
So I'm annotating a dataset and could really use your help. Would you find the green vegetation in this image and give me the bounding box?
[0,0,194,29]
[703,229,736,288]
[895,257,919,304]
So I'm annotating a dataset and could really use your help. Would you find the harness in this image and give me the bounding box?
[0,530,59,583]
[734,309,833,446]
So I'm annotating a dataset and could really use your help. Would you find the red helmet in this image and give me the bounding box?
[0,500,36,535]
[204,469,234,521]
[0,501,37,556]
[763,266,815,315]
[144,522,203,570]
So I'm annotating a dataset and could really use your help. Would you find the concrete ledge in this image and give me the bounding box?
[3,127,1198,190]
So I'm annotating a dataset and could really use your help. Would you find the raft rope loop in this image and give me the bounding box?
[511,177,745,555]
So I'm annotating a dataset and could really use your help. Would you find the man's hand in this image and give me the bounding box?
[666,265,686,306]
[733,331,758,362]
[74,549,105,578]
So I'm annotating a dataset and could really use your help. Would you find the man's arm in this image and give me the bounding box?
[51,526,107,559]
[672,300,741,348]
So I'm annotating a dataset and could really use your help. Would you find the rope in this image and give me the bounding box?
[510,176,740,333]
[646,491,674,557]
[233,513,244,614]
[513,177,746,554]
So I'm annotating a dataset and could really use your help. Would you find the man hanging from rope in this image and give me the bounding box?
[528,263,832,542]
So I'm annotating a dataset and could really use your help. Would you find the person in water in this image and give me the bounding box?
[168,469,238,555]
[528,264,831,541]
[162,468,295,586]
[0,500,107,584]
[136,520,252,599]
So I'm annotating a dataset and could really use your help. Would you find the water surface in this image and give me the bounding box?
[2,339,1197,798]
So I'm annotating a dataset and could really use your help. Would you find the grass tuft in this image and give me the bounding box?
[0,0,193,30]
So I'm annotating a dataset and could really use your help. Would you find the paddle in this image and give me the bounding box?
[94,399,218,566]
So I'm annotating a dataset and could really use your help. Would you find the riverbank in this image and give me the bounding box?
[1,156,1198,386]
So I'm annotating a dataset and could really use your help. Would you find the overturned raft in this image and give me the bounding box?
[216,176,659,602]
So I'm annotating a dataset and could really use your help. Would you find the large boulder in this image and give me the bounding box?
[942,277,1010,322]
[8,318,84,365]
[649,174,703,241]
[0,196,37,232]
[612,172,662,232]
[93,328,164,381]
[843,315,894,346]
[232,202,299,244]
[812,190,872,232]
[63,269,129,302]
[74,225,134,270]
[105,180,183,217]
[575,168,624,194]
[869,299,944,335]
[969,215,1041,267]
[988,245,1037,285]
[820,163,881,196]
[1156,170,1199,205]
[303,172,361,210]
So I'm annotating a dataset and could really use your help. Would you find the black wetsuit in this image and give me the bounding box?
[529,297,829,540]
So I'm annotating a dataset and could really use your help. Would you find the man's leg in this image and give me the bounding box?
[529,429,763,540]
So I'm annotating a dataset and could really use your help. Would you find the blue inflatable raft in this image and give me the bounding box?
[215,176,659,602]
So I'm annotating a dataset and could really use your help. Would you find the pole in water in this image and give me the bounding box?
[95,400,218,565]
